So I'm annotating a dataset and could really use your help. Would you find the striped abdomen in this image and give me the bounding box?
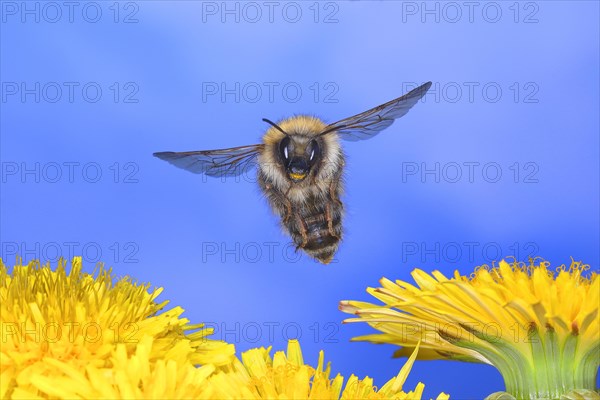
[287,193,343,264]
[258,172,344,264]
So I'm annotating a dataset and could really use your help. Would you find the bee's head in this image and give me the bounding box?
[261,116,342,186]
[262,118,325,183]
[278,135,321,182]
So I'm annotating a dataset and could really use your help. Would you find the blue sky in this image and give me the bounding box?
[2,1,599,398]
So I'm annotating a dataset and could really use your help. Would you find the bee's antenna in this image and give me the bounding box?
[262,118,289,136]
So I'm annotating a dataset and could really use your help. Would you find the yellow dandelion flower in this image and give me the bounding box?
[340,259,600,399]
[0,257,235,398]
[9,336,218,399]
[204,339,450,399]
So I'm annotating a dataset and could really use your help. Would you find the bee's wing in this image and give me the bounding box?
[325,81,431,142]
[153,144,264,177]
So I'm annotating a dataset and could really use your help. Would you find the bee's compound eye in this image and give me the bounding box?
[279,136,291,162]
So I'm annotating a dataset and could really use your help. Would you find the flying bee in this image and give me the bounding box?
[154,82,431,264]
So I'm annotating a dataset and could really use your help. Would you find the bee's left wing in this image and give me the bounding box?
[324,81,431,142]
[153,144,264,177]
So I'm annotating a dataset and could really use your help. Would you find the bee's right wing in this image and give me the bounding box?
[153,144,264,177]
[324,82,432,142]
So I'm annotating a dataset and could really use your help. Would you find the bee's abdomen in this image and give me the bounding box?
[289,199,343,264]
[257,170,344,264]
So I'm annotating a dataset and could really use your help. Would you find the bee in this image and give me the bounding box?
[154,82,431,264]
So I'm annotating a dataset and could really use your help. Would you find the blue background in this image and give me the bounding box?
[1,1,598,398]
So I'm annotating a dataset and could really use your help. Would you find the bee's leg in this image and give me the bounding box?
[278,187,295,224]
[282,199,293,224]
[266,184,293,224]
[294,213,309,249]
[328,180,343,208]
[324,202,340,239]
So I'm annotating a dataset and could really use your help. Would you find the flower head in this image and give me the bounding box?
[340,259,599,399]
[203,339,449,400]
[9,336,219,399]
[0,257,235,398]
